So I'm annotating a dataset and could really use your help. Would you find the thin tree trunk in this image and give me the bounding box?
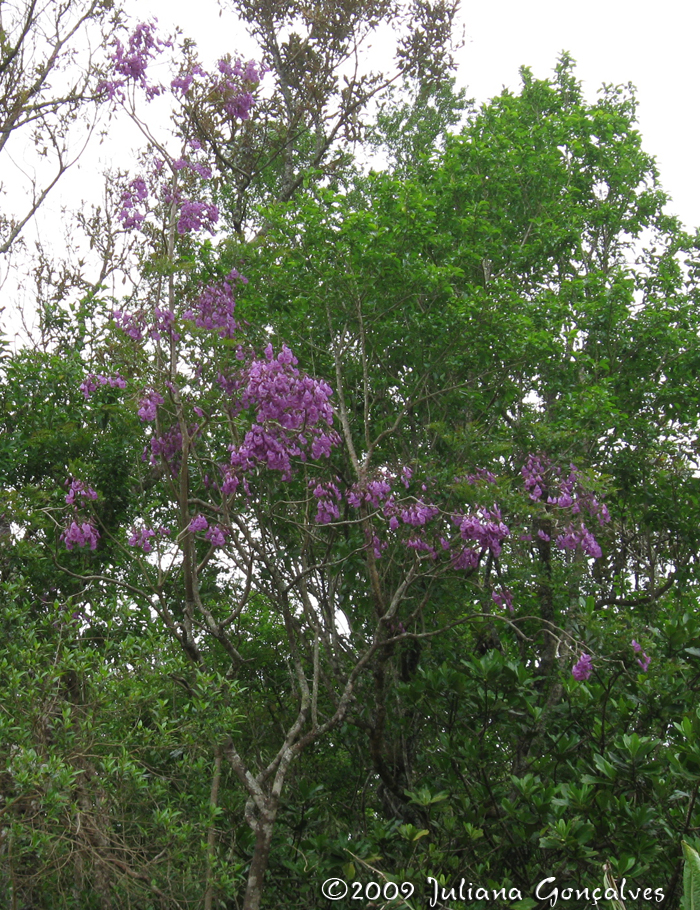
[204,745,223,910]
[242,801,278,910]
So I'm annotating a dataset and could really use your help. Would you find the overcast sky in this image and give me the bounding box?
[129,0,699,229]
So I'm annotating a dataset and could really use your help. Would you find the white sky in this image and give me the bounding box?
[129,0,699,229]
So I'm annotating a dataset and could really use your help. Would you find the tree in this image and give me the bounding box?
[0,0,118,257]
[5,15,487,909]
[228,55,700,902]
[3,26,700,910]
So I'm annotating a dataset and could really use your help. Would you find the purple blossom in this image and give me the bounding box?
[221,470,241,496]
[346,469,398,510]
[492,588,514,613]
[145,425,183,471]
[189,514,209,532]
[99,22,171,102]
[227,344,339,481]
[217,57,264,82]
[555,522,602,559]
[172,157,212,180]
[170,63,206,95]
[632,640,651,672]
[400,501,440,527]
[312,481,342,525]
[62,520,100,551]
[138,390,165,422]
[451,546,480,570]
[405,537,437,559]
[80,372,127,399]
[371,534,386,559]
[572,653,593,681]
[150,308,179,341]
[65,480,98,505]
[184,270,244,337]
[112,309,146,342]
[454,505,509,557]
[177,200,219,234]
[637,653,651,672]
[465,467,497,485]
[522,454,611,540]
[119,176,149,230]
[205,525,227,547]
[128,526,156,552]
[522,453,550,500]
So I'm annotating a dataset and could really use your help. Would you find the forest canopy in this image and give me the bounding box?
[1,1,700,908]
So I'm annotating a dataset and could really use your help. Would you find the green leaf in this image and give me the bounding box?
[682,841,700,910]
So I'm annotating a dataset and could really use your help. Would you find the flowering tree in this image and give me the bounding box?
[26,23,623,908]
[3,22,700,907]
[226,56,700,902]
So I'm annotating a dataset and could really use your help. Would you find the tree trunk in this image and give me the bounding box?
[242,802,278,910]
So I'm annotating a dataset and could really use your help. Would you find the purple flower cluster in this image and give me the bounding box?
[112,309,146,342]
[172,156,212,180]
[62,478,100,551]
[80,373,127,399]
[138,390,165,422]
[632,640,651,672]
[100,25,263,243]
[184,270,245,338]
[144,425,183,471]
[189,514,209,532]
[62,480,99,550]
[208,57,263,121]
[492,588,514,613]
[225,344,339,482]
[400,501,440,527]
[555,522,602,559]
[151,307,179,342]
[521,454,609,559]
[62,520,100,551]
[464,467,498,485]
[347,474,394,509]
[522,453,550,501]
[177,200,219,235]
[170,65,205,95]
[572,653,593,681]
[312,481,342,524]
[98,21,172,101]
[119,176,149,229]
[170,55,263,124]
[205,525,227,547]
[65,480,98,505]
[128,526,156,552]
[451,546,479,570]
[118,166,220,237]
[338,466,514,576]
[454,505,509,557]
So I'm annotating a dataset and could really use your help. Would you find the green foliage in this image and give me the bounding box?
[2,47,700,909]
[683,841,700,910]
[0,578,245,906]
